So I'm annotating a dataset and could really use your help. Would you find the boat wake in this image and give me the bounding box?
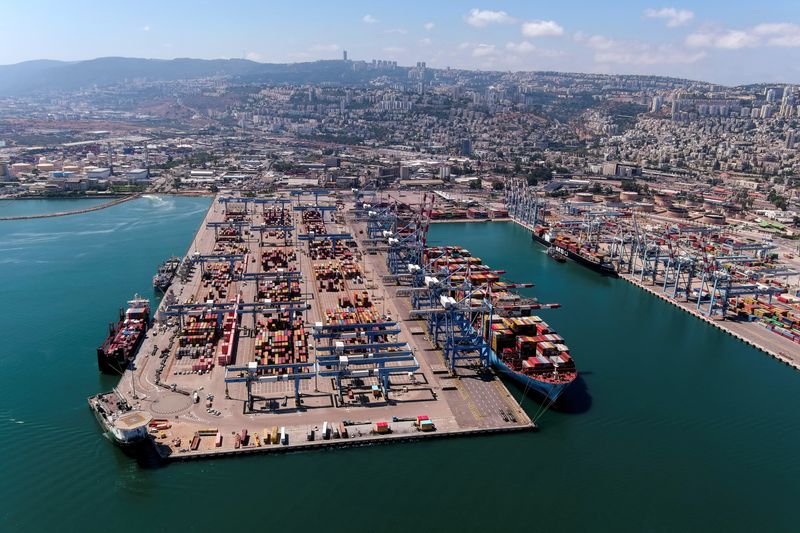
[142,195,175,210]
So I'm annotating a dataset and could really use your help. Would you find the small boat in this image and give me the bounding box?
[546,247,567,263]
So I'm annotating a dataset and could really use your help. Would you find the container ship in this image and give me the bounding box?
[88,390,151,447]
[424,246,576,404]
[152,256,182,292]
[97,296,150,374]
[531,225,617,276]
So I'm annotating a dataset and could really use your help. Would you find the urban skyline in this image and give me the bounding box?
[4,1,800,85]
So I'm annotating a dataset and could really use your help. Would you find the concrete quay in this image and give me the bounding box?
[506,217,800,372]
[110,192,534,461]
[618,273,800,371]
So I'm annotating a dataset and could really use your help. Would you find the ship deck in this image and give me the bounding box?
[110,191,535,460]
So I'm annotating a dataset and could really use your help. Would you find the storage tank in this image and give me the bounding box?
[653,193,672,207]
[575,192,594,202]
[10,162,32,176]
[723,204,741,216]
[667,205,689,219]
[634,201,655,212]
[603,194,619,205]
[702,213,726,225]
[620,191,639,202]
[685,197,703,207]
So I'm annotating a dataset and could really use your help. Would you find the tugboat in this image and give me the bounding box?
[546,246,567,263]
[152,256,181,293]
[88,390,151,447]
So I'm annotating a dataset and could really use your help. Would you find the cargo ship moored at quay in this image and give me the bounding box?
[426,246,577,404]
[152,256,181,292]
[96,296,150,374]
[530,225,618,277]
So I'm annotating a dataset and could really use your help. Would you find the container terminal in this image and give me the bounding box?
[90,189,564,459]
[503,179,800,368]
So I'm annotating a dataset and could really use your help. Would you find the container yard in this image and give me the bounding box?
[97,190,538,460]
[504,179,800,368]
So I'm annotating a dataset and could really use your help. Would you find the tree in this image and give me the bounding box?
[492,180,504,191]
[469,178,482,190]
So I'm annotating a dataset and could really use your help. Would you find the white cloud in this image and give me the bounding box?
[310,43,340,52]
[715,30,759,49]
[424,22,435,31]
[644,7,694,28]
[521,20,564,38]
[383,46,406,55]
[687,29,760,49]
[687,22,800,50]
[586,35,615,50]
[472,43,497,57]
[419,37,432,46]
[753,22,800,47]
[142,25,150,32]
[503,41,565,59]
[385,28,408,35]
[245,52,263,62]
[592,40,705,65]
[505,41,537,54]
[465,9,515,28]
[362,14,378,24]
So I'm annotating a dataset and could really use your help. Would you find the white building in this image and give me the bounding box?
[126,169,149,183]
[86,167,111,179]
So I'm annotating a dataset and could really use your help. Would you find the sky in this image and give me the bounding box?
[4,1,800,85]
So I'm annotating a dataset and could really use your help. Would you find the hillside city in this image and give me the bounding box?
[1,57,798,235]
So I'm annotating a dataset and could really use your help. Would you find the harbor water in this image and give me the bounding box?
[1,204,798,532]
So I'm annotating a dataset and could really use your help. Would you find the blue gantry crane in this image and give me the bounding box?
[188,252,245,276]
[206,220,250,239]
[224,361,316,411]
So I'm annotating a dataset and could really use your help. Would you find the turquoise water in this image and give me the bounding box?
[0,197,109,217]
[1,208,798,532]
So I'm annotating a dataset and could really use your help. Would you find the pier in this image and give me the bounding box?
[0,194,141,221]
[506,212,800,371]
[111,191,534,460]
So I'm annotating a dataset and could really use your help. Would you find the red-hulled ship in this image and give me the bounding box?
[97,295,150,374]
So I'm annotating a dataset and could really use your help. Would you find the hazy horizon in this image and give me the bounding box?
[3,1,800,86]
